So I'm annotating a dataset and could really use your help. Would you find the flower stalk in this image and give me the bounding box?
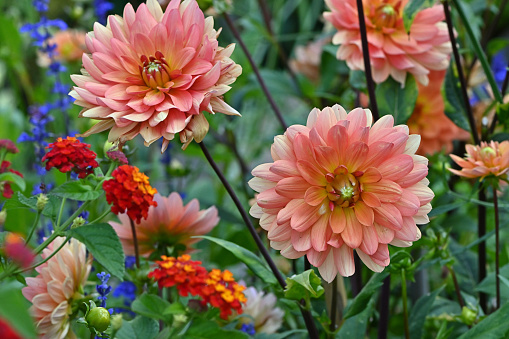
[129,218,141,269]
[493,184,500,310]
[401,269,410,339]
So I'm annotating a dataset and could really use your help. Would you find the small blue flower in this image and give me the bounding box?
[94,0,114,25]
[125,256,136,269]
[240,323,256,336]
[96,272,112,308]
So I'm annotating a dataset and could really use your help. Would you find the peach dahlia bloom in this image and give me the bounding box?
[408,70,470,155]
[110,192,219,256]
[249,105,433,282]
[22,238,92,339]
[324,0,451,86]
[449,141,509,181]
[70,0,241,151]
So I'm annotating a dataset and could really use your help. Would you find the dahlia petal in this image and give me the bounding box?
[307,248,329,267]
[356,249,385,272]
[329,207,346,233]
[333,245,355,277]
[317,249,338,283]
[291,229,312,251]
[257,188,288,209]
[364,141,394,167]
[395,190,420,217]
[311,214,330,251]
[361,191,381,208]
[271,136,296,161]
[374,203,403,230]
[394,216,419,242]
[297,160,327,186]
[341,208,363,248]
[165,109,188,133]
[359,225,378,255]
[143,90,166,106]
[248,177,277,193]
[169,90,193,111]
[374,223,395,244]
[406,183,434,206]
[79,120,116,137]
[377,154,414,181]
[277,199,305,224]
[361,167,382,183]
[327,125,349,163]
[405,135,421,155]
[354,201,374,226]
[315,146,340,173]
[304,186,328,206]
[363,179,402,202]
[210,98,241,116]
[397,163,429,188]
[270,160,300,177]
[294,134,317,163]
[290,204,321,232]
[81,105,112,118]
[252,163,283,182]
[275,177,308,199]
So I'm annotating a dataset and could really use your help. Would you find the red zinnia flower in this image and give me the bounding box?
[0,317,23,339]
[42,137,99,178]
[148,254,208,297]
[201,269,246,319]
[103,165,158,223]
[0,161,23,199]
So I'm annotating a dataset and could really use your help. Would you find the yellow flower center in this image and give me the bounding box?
[140,51,173,89]
[325,166,362,208]
[373,4,399,29]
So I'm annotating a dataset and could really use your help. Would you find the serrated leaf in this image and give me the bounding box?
[116,316,159,339]
[0,172,25,192]
[458,302,509,339]
[403,0,434,32]
[443,65,471,132]
[409,286,444,339]
[343,271,389,319]
[51,181,102,201]
[375,76,418,124]
[3,192,61,221]
[197,236,278,286]
[131,293,172,322]
[68,223,125,279]
[284,269,324,300]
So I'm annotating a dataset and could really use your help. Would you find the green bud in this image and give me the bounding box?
[460,306,477,326]
[86,307,111,332]
[0,210,6,225]
[110,314,123,331]
[173,314,188,327]
[71,217,86,229]
[36,194,48,211]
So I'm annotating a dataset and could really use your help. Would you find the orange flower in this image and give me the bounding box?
[407,70,470,155]
[449,141,509,181]
[103,165,158,223]
[42,137,99,178]
[201,269,246,319]
[148,254,208,296]
[2,233,35,269]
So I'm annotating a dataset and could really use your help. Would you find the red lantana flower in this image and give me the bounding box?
[0,161,23,198]
[0,139,19,154]
[42,137,99,178]
[148,254,208,297]
[201,269,247,319]
[103,165,157,223]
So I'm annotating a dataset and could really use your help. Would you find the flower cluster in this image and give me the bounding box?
[148,255,246,319]
[103,165,158,223]
[249,105,433,282]
[324,0,451,86]
[0,161,23,199]
[110,192,219,257]
[22,238,92,338]
[70,0,242,151]
[0,140,19,154]
[42,137,99,178]
[449,141,509,181]
[2,233,35,269]
[96,272,112,308]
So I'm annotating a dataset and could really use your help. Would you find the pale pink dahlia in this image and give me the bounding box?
[249,105,433,282]
[70,0,241,151]
[324,0,451,86]
[110,192,219,257]
[22,238,92,339]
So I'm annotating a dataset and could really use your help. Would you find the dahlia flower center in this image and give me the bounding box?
[139,52,173,89]
[325,166,361,208]
[373,5,399,29]
[481,146,496,158]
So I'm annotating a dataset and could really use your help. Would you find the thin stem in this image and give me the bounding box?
[329,277,338,333]
[56,198,67,227]
[89,209,111,225]
[377,276,391,339]
[129,218,140,269]
[351,253,363,297]
[452,0,503,104]
[25,211,41,245]
[15,235,70,274]
[223,13,288,130]
[493,184,500,310]
[199,141,319,339]
[448,266,465,308]
[401,269,410,339]
[488,66,509,136]
[478,188,488,312]
[355,0,379,120]
[442,2,480,145]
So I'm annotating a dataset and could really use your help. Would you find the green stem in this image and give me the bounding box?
[14,236,71,275]
[452,0,503,103]
[56,198,67,227]
[25,211,41,245]
[89,209,111,225]
[401,269,410,339]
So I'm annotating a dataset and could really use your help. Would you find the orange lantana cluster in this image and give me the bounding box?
[42,136,99,178]
[148,255,247,319]
[103,165,157,223]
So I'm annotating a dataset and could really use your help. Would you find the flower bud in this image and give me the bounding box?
[86,307,110,332]
[0,210,6,226]
[71,217,86,229]
[460,306,477,326]
[110,314,123,331]
[172,314,188,327]
[36,194,48,211]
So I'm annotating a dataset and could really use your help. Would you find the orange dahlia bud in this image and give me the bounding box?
[201,269,247,319]
[42,137,99,178]
[148,254,208,297]
[103,165,157,223]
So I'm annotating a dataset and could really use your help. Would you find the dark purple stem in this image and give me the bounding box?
[478,188,487,312]
[377,276,391,339]
[493,185,500,310]
[129,218,140,269]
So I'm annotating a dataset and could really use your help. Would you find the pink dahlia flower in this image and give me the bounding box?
[70,0,242,151]
[324,0,451,86]
[22,238,92,339]
[110,192,219,257]
[249,105,433,282]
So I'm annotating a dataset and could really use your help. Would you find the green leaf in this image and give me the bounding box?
[0,172,25,192]
[131,293,172,322]
[3,192,61,221]
[116,316,159,339]
[343,271,389,319]
[403,0,434,32]
[476,264,509,299]
[375,76,418,124]
[428,202,463,217]
[163,302,186,315]
[336,298,376,338]
[284,269,324,300]
[254,330,307,339]
[0,281,38,339]
[197,236,278,286]
[181,318,249,339]
[52,181,102,201]
[443,65,471,132]
[458,302,509,339]
[409,286,444,339]
[68,223,125,279]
